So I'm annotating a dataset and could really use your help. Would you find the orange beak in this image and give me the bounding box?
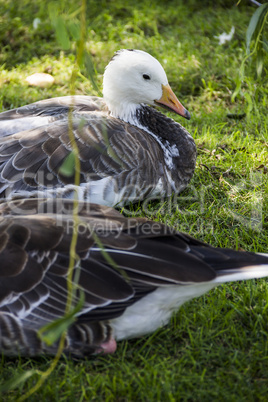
[155,84,190,120]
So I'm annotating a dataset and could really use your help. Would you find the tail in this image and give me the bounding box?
[214,252,268,283]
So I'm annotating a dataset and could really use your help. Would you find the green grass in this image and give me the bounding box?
[0,0,268,400]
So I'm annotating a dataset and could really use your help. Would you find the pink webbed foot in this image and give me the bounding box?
[96,338,117,354]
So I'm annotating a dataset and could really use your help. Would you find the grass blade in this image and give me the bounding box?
[55,15,71,50]
[246,3,268,53]
[0,370,37,393]
[38,290,85,346]
[59,151,76,177]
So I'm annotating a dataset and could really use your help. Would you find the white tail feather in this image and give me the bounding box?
[257,252,268,257]
[214,264,268,283]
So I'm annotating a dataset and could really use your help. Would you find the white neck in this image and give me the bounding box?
[106,99,143,125]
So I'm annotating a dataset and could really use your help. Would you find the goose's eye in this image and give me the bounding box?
[143,74,151,80]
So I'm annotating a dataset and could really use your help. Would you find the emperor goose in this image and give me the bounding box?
[0,198,267,357]
[0,50,196,206]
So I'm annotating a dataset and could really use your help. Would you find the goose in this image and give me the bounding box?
[0,50,196,206]
[0,197,267,357]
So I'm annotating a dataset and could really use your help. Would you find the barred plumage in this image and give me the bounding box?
[0,198,267,357]
[0,50,196,206]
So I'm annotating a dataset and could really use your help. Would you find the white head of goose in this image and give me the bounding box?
[103,49,190,122]
[0,50,196,206]
[0,198,268,357]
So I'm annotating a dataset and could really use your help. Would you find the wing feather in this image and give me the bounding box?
[0,198,267,355]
